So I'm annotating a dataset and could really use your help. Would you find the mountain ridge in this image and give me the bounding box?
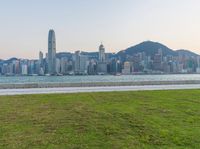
[117,41,199,60]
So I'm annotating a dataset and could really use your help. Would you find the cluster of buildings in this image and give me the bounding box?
[122,49,200,74]
[0,29,200,76]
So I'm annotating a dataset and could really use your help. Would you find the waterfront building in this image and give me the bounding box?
[39,51,44,69]
[21,64,28,75]
[109,59,121,74]
[80,55,88,74]
[32,60,39,75]
[2,64,8,75]
[13,60,20,75]
[48,29,56,75]
[39,68,45,76]
[8,63,14,75]
[28,60,35,75]
[163,62,171,73]
[99,43,106,62]
[122,61,131,75]
[45,53,48,63]
[196,56,200,73]
[56,58,61,74]
[97,62,107,74]
[172,62,178,73]
[153,52,163,71]
[60,57,68,74]
[88,60,97,75]
[74,51,88,74]
[74,51,80,74]
[66,60,73,73]
[97,44,107,74]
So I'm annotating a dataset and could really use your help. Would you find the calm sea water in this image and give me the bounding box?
[0,74,200,84]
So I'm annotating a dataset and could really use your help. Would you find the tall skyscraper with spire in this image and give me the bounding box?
[99,43,106,62]
[48,29,56,75]
[97,43,107,74]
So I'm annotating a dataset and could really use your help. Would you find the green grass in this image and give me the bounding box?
[0,90,200,149]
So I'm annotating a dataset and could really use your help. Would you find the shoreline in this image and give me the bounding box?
[0,80,200,89]
[0,84,200,95]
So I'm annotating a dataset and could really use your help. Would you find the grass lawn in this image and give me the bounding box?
[0,90,200,149]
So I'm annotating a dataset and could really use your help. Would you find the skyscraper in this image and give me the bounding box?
[39,51,43,67]
[97,43,107,74]
[48,29,56,75]
[74,51,88,74]
[74,51,80,73]
[99,43,106,62]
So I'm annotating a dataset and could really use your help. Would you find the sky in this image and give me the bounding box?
[0,0,200,59]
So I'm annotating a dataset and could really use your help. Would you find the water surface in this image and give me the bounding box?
[0,74,200,84]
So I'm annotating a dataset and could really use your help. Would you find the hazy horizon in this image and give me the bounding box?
[1,0,200,59]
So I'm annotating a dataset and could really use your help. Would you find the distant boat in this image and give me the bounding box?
[114,73,121,76]
[97,72,105,75]
[57,73,63,76]
[67,72,75,75]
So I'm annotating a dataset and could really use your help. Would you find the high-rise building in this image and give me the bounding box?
[74,51,88,74]
[38,51,44,75]
[97,44,107,74]
[122,61,131,75]
[99,43,106,62]
[80,55,88,74]
[153,50,163,71]
[88,59,97,75]
[109,59,121,74]
[21,64,28,75]
[39,51,43,67]
[28,60,35,75]
[97,62,107,74]
[196,56,200,73]
[56,58,61,74]
[48,29,56,75]
[74,51,80,73]
[14,60,20,74]
[60,57,68,74]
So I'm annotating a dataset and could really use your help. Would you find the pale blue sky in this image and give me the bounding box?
[0,0,200,59]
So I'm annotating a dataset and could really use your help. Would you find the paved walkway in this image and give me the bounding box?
[0,84,200,95]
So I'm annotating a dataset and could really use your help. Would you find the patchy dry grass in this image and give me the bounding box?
[0,90,200,148]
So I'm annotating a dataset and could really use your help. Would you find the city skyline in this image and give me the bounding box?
[0,29,200,76]
[1,0,200,59]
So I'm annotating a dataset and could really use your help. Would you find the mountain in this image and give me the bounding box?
[176,49,199,57]
[118,41,177,59]
[5,57,18,63]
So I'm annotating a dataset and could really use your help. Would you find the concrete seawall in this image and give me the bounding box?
[1,80,200,89]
